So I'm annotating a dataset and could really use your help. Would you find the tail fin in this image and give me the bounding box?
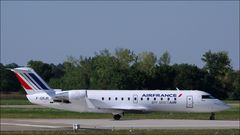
[11,67,52,95]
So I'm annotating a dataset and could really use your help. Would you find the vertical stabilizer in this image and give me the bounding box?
[11,67,52,95]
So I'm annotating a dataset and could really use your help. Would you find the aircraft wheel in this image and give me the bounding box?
[209,112,215,120]
[113,114,121,120]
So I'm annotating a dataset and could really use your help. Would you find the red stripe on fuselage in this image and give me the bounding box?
[15,73,32,90]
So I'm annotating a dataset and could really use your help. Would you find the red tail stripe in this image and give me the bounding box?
[15,73,32,90]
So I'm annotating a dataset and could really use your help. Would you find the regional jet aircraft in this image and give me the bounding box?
[11,67,230,120]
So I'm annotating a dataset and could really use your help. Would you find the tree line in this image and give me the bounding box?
[0,49,239,100]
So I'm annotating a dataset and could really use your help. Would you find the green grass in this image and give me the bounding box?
[0,99,32,105]
[0,92,26,99]
[225,100,240,104]
[0,93,31,105]
[1,129,239,135]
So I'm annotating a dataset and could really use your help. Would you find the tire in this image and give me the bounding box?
[209,113,215,120]
[113,114,121,120]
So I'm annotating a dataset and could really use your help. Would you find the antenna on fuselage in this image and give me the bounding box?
[176,87,180,91]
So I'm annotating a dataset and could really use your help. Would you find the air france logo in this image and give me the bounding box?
[142,94,177,97]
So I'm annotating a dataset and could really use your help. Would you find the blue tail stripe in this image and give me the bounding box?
[24,73,41,90]
[28,73,49,90]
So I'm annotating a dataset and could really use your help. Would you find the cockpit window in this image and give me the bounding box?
[202,95,215,99]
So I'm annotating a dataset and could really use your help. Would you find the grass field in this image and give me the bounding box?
[0,99,31,105]
[1,129,240,135]
[1,107,239,120]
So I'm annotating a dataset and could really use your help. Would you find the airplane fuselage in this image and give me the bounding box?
[27,90,229,114]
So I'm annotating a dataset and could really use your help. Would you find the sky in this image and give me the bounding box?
[1,1,239,69]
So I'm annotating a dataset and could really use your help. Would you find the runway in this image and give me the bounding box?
[1,119,239,131]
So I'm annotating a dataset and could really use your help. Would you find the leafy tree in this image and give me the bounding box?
[137,51,157,76]
[90,51,120,89]
[173,64,206,90]
[50,63,65,79]
[51,57,83,89]
[232,72,240,99]
[0,63,21,92]
[147,65,176,90]
[201,51,232,77]
[159,51,171,65]
[115,48,136,69]
[27,60,52,82]
[2,49,237,100]
[119,64,148,90]
[95,49,111,57]
[227,71,240,99]
[201,51,235,99]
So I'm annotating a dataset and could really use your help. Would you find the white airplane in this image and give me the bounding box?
[11,67,230,120]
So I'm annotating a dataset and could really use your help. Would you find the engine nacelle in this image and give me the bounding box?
[53,90,86,103]
[68,90,86,101]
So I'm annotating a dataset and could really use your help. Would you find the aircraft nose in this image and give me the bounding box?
[213,101,230,112]
[222,103,231,110]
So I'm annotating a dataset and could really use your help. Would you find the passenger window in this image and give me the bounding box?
[121,97,124,101]
[202,95,215,99]
[141,98,143,100]
[161,98,163,101]
[154,98,156,101]
[109,97,111,100]
[134,97,137,100]
[167,98,170,101]
[102,97,104,100]
[147,98,149,101]
[174,98,176,101]
[115,97,118,100]
[128,97,130,101]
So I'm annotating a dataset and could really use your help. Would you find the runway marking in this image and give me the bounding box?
[1,123,64,129]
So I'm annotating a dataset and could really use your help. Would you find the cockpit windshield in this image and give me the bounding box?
[202,95,215,99]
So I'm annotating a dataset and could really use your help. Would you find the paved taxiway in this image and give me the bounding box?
[1,119,239,131]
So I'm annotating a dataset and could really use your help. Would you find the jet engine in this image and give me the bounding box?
[53,90,86,103]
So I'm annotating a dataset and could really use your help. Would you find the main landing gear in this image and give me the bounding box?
[113,112,124,120]
[113,114,121,120]
[209,112,215,120]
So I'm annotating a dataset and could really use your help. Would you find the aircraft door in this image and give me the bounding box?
[133,94,138,104]
[186,96,193,108]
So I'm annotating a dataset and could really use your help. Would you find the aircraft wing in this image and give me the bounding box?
[105,106,148,113]
[108,106,147,111]
[87,98,147,112]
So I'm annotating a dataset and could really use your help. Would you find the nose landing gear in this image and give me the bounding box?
[209,112,215,120]
[113,114,121,120]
